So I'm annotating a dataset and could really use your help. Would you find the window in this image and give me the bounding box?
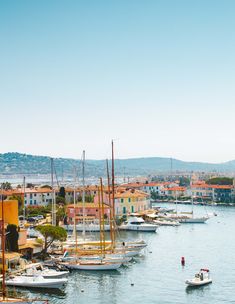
[34,200,37,204]
[30,194,33,199]
[34,194,37,197]
[30,200,33,205]
[128,198,131,203]
[121,198,124,203]
[131,206,134,213]
[123,207,126,214]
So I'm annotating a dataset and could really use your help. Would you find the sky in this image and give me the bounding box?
[0,0,235,163]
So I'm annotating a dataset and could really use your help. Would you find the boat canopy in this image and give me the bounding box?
[200,268,209,272]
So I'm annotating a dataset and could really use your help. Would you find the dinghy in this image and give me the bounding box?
[185,269,212,286]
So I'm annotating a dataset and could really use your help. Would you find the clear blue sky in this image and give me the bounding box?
[0,0,234,163]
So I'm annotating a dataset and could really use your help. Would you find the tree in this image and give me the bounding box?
[1,182,12,190]
[59,187,65,198]
[206,177,233,185]
[56,206,66,225]
[6,224,19,252]
[179,177,190,187]
[40,185,52,189]
[36,225,67,254]
[56,196,66,205]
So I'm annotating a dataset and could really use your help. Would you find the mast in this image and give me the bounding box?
[100,178,106,256]
[51,158,56,226]
[82,150,85,240]
[1,185,6,299]
[23,176,26,225]
[111,140,116,245]
[106,159,114,251]
[97,185,103,256]
[73,166,77,239]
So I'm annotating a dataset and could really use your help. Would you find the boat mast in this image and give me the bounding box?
[23,176,26,225]
[73,166,77,239]
[51,158,56,226]
[106,159,114,251]
[111,140,116,245]
[1,184,6,299]
[100,178,106,255]
[82,150,85,240]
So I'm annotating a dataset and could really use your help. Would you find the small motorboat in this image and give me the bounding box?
[6,274,68,289]
[25,263,69,278]
[185,269,212,286]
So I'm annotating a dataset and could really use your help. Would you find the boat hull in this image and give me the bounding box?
[185,278,212,286]
[67,262,121,270]
[6,277,68,289]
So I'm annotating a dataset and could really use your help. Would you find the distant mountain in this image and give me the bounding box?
[0,152,235,177]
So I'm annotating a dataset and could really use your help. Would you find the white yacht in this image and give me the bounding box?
[119,216,158,232]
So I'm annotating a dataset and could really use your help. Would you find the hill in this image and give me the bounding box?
[0,152,235,177]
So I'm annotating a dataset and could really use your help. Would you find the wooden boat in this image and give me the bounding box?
[64,260,121,271]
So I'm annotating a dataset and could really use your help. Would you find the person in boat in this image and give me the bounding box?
[200,272,204,281]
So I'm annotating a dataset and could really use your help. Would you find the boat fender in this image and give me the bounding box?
[81,289,84,292]
[181,257,185,266]
[131,283,134,286]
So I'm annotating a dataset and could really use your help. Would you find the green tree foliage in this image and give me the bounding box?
[59,187,65,198]
[40,185,52,189]
[36,225,67,253]
[151,190,160,200]
[179,177,190,187]
[1,182,12,190]
[206,177,233,185]
[56,196,66,205]
[6,224,19,252]
[27,205,51,217]
[77,194,94,202]
[56,206,66,225]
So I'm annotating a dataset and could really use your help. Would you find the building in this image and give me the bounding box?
[66,202,110,225]
[114,189,150,216]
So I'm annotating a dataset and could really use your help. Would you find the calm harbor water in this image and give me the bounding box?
[15,204,235,303]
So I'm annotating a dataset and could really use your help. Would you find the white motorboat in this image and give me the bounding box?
[25,263,69,279]
[119,216,158,232]
[185,269,212,286]
[6,274,68,289]
[64,260,121,270]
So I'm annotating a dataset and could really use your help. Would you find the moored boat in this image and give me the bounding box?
[6,275,68,289]
[119,216,158,232]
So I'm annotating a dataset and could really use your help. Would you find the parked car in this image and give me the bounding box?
[37,215,44,220]
[27,217,38,223]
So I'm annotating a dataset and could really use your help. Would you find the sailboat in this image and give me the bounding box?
[62,151,122,270]
[168,191,209,223]
[0,190,49,303]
